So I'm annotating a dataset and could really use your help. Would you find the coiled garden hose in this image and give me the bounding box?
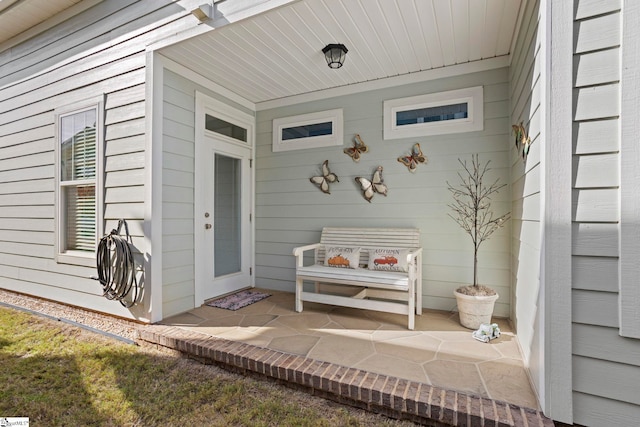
[94,219,139,308]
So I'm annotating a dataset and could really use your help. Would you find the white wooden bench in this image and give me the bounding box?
[292,227,422,330]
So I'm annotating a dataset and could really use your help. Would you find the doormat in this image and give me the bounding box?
[206,290,271,311]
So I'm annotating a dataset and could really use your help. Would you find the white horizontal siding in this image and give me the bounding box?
[159,68,255,318]
[572,289,619,327]
[571,0,621,324]
[572,256,618,292]
[0,0,209,321]
[573,324,640,366]
[574,48,619,88]
[161,70,196,318]
[569,1,640,425]
[572,188,618,222]
[508,0,543,401]
[618,0,640,342]
[574,84,619,121]
[574,11,620,54]
[573,355,640,405]
[575,0,621,20]
[572,223,618,257]
[573,392,640,427]
[573,119,619,154]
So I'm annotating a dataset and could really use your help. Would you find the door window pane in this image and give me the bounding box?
[214,154,241,277]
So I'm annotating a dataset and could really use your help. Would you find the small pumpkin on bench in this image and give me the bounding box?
[324,246,360,269]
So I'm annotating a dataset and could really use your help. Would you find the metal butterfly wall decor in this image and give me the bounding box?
[355,166,388,203]
[512,122,531,160]
[310,160,339,194]
[344,134,369,162]
[397,143,427,172]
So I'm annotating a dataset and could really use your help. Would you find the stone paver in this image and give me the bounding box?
[137,323,553,427]
[144,289,550,426]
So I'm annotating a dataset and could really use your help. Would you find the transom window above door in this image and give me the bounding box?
[205,114,247,142]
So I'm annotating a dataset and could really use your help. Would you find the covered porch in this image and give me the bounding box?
[137,288,547,425]
[148,0,546,422]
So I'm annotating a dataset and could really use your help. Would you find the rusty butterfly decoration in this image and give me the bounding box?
[344,134,369,162]
[397,143,427,172]
[512,122,531,160]
[355,166,387,203]
[310,160,339,194]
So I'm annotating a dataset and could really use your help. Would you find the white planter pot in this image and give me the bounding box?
[454,290,499,329]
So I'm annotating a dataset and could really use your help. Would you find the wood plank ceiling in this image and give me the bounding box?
[160,0,523,105]
[0,0,85,43]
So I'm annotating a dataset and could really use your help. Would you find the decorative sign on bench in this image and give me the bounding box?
[292,227,422,330]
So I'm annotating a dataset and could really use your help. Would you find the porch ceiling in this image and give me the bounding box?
[0,0,87,44]
[159,0,523,106]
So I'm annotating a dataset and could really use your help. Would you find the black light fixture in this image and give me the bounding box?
[322,44,348,69]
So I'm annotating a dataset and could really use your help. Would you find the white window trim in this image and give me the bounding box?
[272,108,343,152]
[54,96,104,267]
[203,98,254,148]
[619,0,640,339]
[383,86,483,140]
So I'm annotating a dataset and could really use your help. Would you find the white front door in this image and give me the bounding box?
[195,94,254,304]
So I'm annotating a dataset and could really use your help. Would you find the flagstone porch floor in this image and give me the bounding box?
[154,289,539,411]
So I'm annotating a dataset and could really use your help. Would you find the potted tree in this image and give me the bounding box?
[447,154,510,329]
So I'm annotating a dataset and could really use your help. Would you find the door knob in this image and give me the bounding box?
[205,223,212,229]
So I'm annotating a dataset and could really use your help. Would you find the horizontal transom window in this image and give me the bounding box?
[282,122,333,140]
[384,86,483,139]
[206,114,247,142]
[396,102,468,126]
[273,109,343,152]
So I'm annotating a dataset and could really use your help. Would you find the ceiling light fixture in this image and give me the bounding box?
[322,44,348,69]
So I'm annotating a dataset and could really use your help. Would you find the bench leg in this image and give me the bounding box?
[295,276,303,312]
[416,278,422,316]
[416,254,423,315]
[408,292,415,330]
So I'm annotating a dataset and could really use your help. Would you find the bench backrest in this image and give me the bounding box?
[316,227,420,266]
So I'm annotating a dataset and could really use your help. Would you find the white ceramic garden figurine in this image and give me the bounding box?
[472,323,501,343]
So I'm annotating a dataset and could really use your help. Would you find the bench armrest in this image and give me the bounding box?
[406,247,423,265]
[293,243,322,267]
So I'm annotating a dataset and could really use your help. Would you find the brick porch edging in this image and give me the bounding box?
[136,325,554,427]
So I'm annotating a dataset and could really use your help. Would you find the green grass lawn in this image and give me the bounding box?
[0,307,413,426]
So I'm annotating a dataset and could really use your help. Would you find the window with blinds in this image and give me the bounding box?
[59,108,97,252]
